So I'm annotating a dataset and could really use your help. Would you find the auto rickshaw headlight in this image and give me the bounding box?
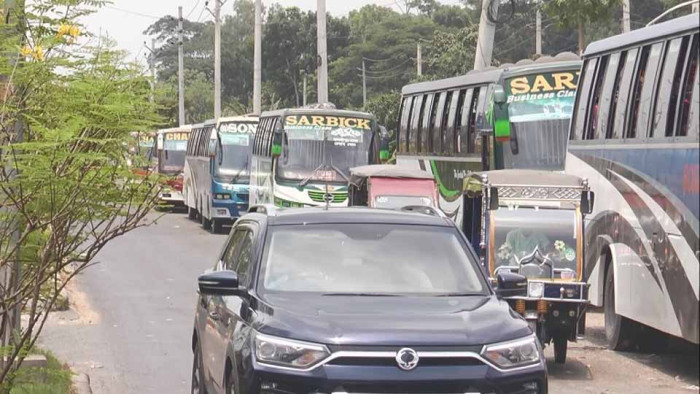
[527,282,544,298]
[482,335,541,369]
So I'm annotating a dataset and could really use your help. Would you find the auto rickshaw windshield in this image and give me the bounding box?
[491,207,579,278]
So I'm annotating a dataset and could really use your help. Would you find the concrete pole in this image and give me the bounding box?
[316,0,328,104]
[622,0,631,33]
[149,39,156,103]
[417,43,422,76]
[214,0,222,119]
[473,0,499,70]
[253,0,262,115]
[362,59,367,107]
[536,6,542,55]
[303,74,307,106]
[178,6,185,126]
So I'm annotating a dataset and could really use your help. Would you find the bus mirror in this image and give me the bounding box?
[581,191,595,215]
[378,125,390,162]
[492,85,510,142]
[489,187,499,210]
[271,130,283,157]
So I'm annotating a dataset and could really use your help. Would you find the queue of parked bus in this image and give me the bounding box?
[133,14,699,364]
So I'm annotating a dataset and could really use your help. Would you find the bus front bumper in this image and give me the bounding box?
[211,199,249,220]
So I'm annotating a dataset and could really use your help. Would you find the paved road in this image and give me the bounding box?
[39,212,699,394]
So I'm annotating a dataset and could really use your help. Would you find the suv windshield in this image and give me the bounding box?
[259,224,486,295]
[492,207,578,278]
[502,70,578,171]
[276,115,372,184]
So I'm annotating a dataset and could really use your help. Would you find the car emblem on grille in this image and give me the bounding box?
[395,348,419,371]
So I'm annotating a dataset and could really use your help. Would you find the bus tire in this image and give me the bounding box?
[604,264,637,351]
[201,215,212,230]
[553,334,568,364]
[188,207,197,221]
[211,219,223,234]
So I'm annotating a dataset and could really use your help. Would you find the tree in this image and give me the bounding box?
[0,0,161,388]
[543,0,621,53]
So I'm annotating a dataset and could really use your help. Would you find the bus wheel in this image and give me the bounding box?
[201,215,212,230]
[553,334,568,364]
[211,219,223,234]
[188,207,197,221]
[604,264,637,351]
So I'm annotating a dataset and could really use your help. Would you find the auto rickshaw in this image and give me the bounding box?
[462,169,594,364]
[348,165,438,209]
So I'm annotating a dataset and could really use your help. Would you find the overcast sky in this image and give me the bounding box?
[81,0,429,64]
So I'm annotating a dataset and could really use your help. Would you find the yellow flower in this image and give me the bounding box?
[33,46,44,61]
[58,23,71,38]
[20,45,33,57]
[69,25,81,38]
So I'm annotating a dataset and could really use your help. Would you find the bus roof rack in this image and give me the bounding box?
[248,204,279,216]
[399,205,446,218]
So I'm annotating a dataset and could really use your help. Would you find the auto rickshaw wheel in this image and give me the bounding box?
[604,263,637,351]
[553,334,568,364]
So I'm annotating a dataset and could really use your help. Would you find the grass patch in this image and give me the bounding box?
[9,350,71,394]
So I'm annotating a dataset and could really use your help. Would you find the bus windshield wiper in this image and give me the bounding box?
[435,292,484,297]
[322,292,404,297]
[297,163,326,188]
[230,157,249,184]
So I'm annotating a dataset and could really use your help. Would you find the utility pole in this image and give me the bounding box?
[362,59,367,107]
[178,6,185,126]
[622,0,631,33]
[214,0,222,119]
[693,2,699,12]
[316,0,328,104]
[303,73,307,106]
[535,3,542,55]
[416,43,422,76]
[253,0,262,115]
[144,39,157,103]
[473,0,499,70]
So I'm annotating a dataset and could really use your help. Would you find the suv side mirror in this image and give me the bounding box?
[495,272,527,298]
[581,191,595,215]
[198,270,241,296]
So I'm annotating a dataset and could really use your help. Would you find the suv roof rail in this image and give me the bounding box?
[248,204,278,216]
[399,205,446,218]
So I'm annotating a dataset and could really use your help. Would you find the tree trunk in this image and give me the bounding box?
[578,22,585,55]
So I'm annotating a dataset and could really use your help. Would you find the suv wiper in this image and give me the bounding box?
[322,292,404,297]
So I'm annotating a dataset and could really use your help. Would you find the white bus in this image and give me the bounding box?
[155,125,192,208]
[250,106,386,207]
[396,54,581,229]
[184,116,259,233]
[567,14,698,349]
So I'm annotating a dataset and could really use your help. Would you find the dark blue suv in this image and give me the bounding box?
[192,206,547,394]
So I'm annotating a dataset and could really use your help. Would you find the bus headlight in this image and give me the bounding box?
[528,282,544,298]
[254,332,330,369]
[482,336,540,369]
[214,193,231,200]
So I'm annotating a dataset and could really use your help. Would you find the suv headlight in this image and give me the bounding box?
[482,336,541,369]
[254,332,330,369]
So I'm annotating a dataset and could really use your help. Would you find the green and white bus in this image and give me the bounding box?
[250,105,387,208]
[395,53,581,226]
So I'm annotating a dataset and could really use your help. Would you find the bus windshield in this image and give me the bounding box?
[277,114,373,184]
[216,122,256,184]
[159,133,188,174]
[502,70,579,171]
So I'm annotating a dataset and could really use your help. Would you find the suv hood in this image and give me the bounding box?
[253,293,531,346]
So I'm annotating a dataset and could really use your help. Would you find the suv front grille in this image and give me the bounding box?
[308,190,348,203]
[327,356,484,367]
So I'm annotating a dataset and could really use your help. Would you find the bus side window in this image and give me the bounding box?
[586,55,610,140]
[654,37,687,138]
[455,89,468,156]
[409,95,424,153]
[572,58,598,140]
[268,118,279,156]
[467,87,481,152]
[458,89,474,155]
[398,97,411,153]
[677,34,698,137]
[443,91,458,155]
[261,118,270,156]
[419,94,434,153]
[432,92,447,154]
[596,52,621,140]
[636,42,664,139]
[611,48,638,139]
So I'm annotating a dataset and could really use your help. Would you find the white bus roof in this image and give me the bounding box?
[157,125,193,134]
